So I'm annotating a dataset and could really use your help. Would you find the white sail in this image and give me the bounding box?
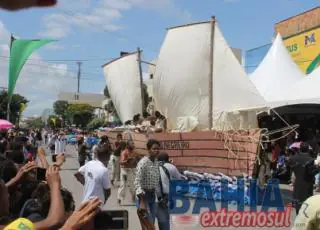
[153,22,210,129]
[103,53,142,123]
[153,21,266,130]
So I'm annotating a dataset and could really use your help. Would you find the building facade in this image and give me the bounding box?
[245,7,320,74]
[57,92,106,108]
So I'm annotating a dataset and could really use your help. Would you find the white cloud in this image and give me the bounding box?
[45,43,64,50]
[0,20,77,117]
[39,0,192,39]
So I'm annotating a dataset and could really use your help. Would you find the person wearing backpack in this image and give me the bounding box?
[280,142,320,215]
[156,152,186,230]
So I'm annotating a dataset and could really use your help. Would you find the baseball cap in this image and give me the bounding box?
[292,194,320,230]
[4,218,35,230]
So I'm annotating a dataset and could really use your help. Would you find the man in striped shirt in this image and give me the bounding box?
[135,139,161,229]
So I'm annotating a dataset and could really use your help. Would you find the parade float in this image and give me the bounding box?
[102,17,268,177]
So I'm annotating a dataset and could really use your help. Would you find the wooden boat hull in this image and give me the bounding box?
[105,129,261,177]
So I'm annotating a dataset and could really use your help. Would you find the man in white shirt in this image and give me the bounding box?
[74,145,112,206]
[54,132,67,162]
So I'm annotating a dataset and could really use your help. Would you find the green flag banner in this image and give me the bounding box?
[8,35,54,100]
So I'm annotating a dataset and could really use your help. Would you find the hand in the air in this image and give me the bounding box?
[0,0,57,11]
[61,197,101,230]
[16,161,37,180]
[46,165,61,188]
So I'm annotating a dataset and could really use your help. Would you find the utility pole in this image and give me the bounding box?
[137,47,145,114]
[77,61,82,94]
[208,16,216,130]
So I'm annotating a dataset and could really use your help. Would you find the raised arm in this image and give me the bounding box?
[37,147,49,169]
[35,166,65,230]
[74,165,85,185]
[6,162,37,191]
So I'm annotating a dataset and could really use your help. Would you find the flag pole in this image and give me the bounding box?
[7,34,15,121]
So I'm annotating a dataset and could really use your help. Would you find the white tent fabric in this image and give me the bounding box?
[273,66,320,106]
[102,53,142,123]
[153,22,266,130]
[250,34,304,102]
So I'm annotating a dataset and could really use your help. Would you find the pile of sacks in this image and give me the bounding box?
[176,171,252,205]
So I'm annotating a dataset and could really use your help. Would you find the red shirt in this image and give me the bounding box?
[120,149,138,168]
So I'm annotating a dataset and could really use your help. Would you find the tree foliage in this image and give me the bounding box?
[0,90,28,123]
[53,100,69,118]
[47,115,62,129]
[66,104,95,128]
[103,85,110,98]
[25,117,45,129]
[142,83,150,111]
[87,118,105,130]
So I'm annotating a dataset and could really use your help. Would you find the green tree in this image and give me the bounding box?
[0,90,28,123]
[142,83,150,111]
[67,104,95,128]
[87,118,105,130]
[25,117,45,129]
[53,100,69,118]
[103,85,110,98]
[47,115,62,129]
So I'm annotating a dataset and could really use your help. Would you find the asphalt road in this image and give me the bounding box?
[47,145,297,230]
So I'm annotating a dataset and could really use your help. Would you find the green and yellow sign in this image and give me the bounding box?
[284,27,320,74]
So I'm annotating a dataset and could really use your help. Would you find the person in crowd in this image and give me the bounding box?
[6,141,25,166]
[280,142,320,214]
[77,137,87,167]
[270,142,281,174]
[60,197,101,230]
[0,131,7,155]
[146,120,157,137]
[43,130,48,146]
[291,194,320,230]
[111,133,123,185]
[156,152,186,230]
[74,145,112,207]
[133,114,144,127]
[124,120,132,126]
[155,111,167,132]
[0,165,66,229]
[20,183,75,223]
[48,133,57,162]
[135,139,161,229]
[24,144,35,162]
[54,132,67,162]
[142,112,151,127]
[35,130,42,148]
[117,141,140,204]
[92,135,111,160]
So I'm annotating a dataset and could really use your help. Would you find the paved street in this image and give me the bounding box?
[49,145,296,230]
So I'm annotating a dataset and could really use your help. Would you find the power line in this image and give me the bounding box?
[0,55,115,63]
[0,56,104,76]
[8,66,105,81]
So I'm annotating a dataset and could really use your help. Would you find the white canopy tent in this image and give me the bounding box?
[250,34,304,103]
[272,66,320,107]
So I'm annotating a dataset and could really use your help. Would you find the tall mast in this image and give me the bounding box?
[208,16,216,130]
[137,47,145,114]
